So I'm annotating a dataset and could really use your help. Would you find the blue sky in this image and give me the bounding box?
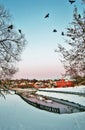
[0,0,84,79]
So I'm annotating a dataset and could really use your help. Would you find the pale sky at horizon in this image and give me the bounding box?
[0,0,84,80]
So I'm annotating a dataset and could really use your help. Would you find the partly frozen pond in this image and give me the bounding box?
[0,93,85,130]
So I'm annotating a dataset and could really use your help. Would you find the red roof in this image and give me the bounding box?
[56,79,74,88]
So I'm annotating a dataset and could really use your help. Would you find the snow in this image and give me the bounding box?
[1,89,85,130]
[36,85,85,106]
[39,85,85,94]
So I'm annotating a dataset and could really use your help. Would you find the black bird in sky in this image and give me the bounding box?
[69,0,75,4]
[18,29,21,33]
[8,25,13,29]
[53,29,57,32]
[61,32,64,36]
[44,13,49,18]
[78,14,81,18]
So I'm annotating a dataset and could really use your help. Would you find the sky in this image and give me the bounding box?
[0,0,84,80]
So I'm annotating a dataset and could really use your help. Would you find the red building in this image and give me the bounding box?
[56,79,74,88]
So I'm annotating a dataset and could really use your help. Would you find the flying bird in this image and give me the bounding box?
[53,29,57,32]
[18,29,21,33]
[61,32,64,36]
[69,0,75,4]
[78,14,81,18]
[8,25,13,29]
[44,13,49,18]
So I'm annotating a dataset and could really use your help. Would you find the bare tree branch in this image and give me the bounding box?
[0,5,27,95]
[56,6,85,82]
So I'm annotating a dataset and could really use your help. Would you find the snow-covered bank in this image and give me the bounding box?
[39,85,85,94]
[36,86,85,106]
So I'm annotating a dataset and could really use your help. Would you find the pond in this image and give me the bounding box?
[0,93,85,130]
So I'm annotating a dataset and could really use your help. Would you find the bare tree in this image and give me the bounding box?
[56,6,85,82]
[0,5,27,95]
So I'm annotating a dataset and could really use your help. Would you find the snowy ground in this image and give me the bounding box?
[36,88,85,130]
[38,85,85,94]
[36,85,85,106]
